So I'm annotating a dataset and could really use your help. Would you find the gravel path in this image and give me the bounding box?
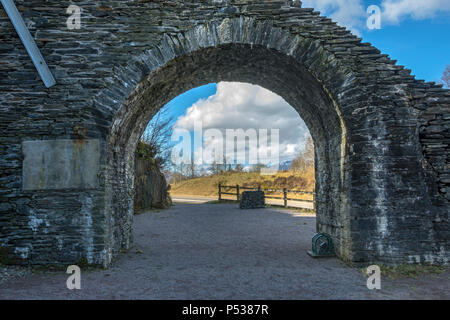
[0,203,448,299]
[0,265,30,284]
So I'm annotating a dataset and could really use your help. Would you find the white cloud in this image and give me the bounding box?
[173,82,310,165]
[302,0,366,35]
[381,0,450,24]
[301,0,450,34]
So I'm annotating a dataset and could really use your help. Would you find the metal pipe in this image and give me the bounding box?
[1,0,56,88]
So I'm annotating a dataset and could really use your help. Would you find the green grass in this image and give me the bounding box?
[362,264,448,279]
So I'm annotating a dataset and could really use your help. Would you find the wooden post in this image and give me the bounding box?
[218,183,222,201]
[236,184,240,201]
[283,188,287,208]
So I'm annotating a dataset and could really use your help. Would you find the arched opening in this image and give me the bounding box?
[138,81,316,208]
[0,0,447,270]
[105,43,349,265]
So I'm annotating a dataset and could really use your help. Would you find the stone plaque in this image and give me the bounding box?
[22,139,100,190]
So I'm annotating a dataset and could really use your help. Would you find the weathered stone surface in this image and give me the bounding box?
[134,157,170,212]
[0,0,448,267]
[240,191,265,209]
[22,139,100,190]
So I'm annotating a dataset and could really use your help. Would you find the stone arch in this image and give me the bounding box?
[96,17,445,265]
[0,1,448,267]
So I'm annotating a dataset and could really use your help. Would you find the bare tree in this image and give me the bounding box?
[442,65,450,88]
[208,160,222,175]
[188,154,197,178]
[140,107,174,169]
[290,137,314,172]
[250,163,268,173]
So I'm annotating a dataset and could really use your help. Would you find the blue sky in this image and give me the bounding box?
[360,1,450,82]
[163,83,217,129]
[150,0,450,166]
[161,0,449,120]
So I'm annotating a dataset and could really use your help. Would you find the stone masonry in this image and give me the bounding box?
[134,157,170,212]
[240,191,265,209]
[0,0,448,266]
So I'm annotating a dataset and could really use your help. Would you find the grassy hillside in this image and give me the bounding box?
[170,169,315,200]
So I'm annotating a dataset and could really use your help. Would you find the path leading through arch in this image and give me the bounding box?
[1,0,448,267]
[1,204,448,299]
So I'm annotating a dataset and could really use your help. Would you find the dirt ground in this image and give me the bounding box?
[0,203,448,300]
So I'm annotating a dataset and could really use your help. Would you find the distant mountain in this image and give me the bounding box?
[264,160,293,172]
[277,160,293,171]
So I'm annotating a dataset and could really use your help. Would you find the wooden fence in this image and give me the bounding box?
[218,183,315,209]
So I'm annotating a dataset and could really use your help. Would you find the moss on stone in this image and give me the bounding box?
[361,264,448,279]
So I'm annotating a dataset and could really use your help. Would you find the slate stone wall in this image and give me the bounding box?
[0,0,448,266]
[240,191,265,209]
[134,157,170,212]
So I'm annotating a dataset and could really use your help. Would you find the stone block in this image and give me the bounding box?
[22,139,100,190]
[240,191,265,209]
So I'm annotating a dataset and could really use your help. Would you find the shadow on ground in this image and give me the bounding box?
[0,203,448,299]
